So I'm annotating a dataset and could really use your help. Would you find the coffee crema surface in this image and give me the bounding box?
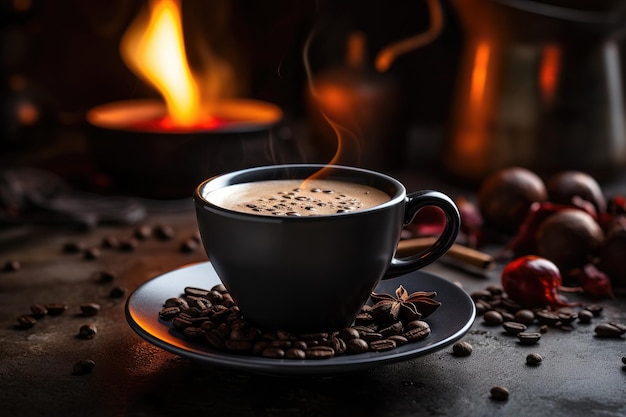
[206,179,391,216]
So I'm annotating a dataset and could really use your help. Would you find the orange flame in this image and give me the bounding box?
[120,0,237,128]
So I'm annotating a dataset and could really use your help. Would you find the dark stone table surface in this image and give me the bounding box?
[1,173,625,417]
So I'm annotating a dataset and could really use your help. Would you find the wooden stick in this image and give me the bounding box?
[397,237,495,272]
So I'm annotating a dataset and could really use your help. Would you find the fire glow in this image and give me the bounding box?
[120,0,258,131]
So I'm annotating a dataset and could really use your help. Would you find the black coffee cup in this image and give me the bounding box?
[194,164,460,332]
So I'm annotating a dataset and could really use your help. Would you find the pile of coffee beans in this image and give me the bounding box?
[159,284,435,359]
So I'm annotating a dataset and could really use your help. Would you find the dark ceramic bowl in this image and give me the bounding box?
[86,99,287,199]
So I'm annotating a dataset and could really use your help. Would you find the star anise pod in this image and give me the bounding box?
[370,285,441,323]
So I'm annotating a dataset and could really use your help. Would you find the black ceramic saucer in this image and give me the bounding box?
[125,262,475,376]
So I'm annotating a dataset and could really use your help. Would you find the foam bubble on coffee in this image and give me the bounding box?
[206,179,390,216]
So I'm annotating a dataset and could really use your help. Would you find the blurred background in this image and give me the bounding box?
[1,0,625,198]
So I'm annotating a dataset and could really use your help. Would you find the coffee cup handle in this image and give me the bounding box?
[384,190,460,278]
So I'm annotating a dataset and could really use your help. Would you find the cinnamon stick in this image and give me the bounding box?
[397,237,495,273]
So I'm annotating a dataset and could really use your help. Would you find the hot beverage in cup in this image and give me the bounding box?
[205,179,390,216]
[194,164,460,332]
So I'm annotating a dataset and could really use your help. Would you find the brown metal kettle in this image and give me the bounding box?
[444,0,626,183]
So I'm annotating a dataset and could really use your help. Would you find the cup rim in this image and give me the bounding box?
[194,164,407,220]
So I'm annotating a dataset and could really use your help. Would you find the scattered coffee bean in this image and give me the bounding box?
[452,341,473,357]
[109,286,127,298]
[3,260,21,272]
[96,270,116,283]
[101,236,119,249]
[46,303,68,315]
[72,359,96,375]
[78,323,97,339]
[490,385,510,401]
[154,224,175,240]
[180,239,199,253]
[63,242,86,254]
[514,309,535,325]
[517,332,541,345]
[17,315,37,329]
[622,356,626,365]
[585,304,603,317]
[134,225,153,240]
[118,238,139,252]
[83,247,101,260]
[80,303,101,316]
[526,352,543,366]
[483,310,504,326]
[594,322,626,338]
[30,303,48,318]
[577,309,594,324]
[502,321,527,335]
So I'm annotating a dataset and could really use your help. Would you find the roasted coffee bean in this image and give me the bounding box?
[577,309,594,324]
[535,310,560,326]
[514,309,535,325]
[354,312,375,325]
[517,332,541,345]
[403,321,431,341]
[83,247,101,260]
[221,294,235,307]
[370,339,396,352]
[172,317,193,330]
[63,242,85,253]
[490,385,510,401]
[360,331,383,342]
[291,340,308,350]
[3,260,21,272]
[557,311,578,325]
[526,353,543,366]
[118,238,139,252]
[380,322,403,337]
[182,326,205,340]
[346,338,369,354]
[46,303,68,315]
[165,297,189,309]
[252,340,270,355]
[277,329,298,340]
[584,304,603,317]
[72,359,96,375]
[269,339,292,349]
[483,310,504,326]
[30,304,48,318]
[305,346,335,359]
[78,324,97,339]
[594,322,626,338]
[134,225,153,240]
[96,270,116,283]
[285,348,306,359]
[230,325,258,342]
[101,236,119,249]
[622,356,626,365]
[17,315,36,329]
[154,224,175,240]
[470,290,492,301]
[184,287,210,297]
[262,347,285,358]
[452,341,473,357]
[502,321,527,335]
[211,283,228,293]
[80,303,101,316]
[486,285,504,296]
[159,307,181,320]
[329,336,347,354]
[180,239,199,253]
[474,300,490,316]
[388,335,408,346]
[339,327,360,341]
[109,286,126,298]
